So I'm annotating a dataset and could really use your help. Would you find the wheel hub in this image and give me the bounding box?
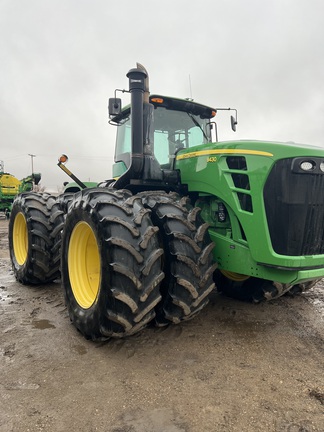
[68,221,100,309]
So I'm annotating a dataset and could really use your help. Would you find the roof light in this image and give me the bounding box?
[151,97,164,104]
[211,110,217,118]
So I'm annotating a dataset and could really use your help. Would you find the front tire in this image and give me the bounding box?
[61,188,164,340]
[8,193,58,284]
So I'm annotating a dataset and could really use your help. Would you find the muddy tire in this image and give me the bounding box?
[215,271,292,303]
[50,193,75,275]
[97,179,116,188]
[140,192,217,326]
[61,188,164,340]
[8,192,58,284]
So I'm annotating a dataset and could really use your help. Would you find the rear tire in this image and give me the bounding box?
[50,192,75,276]
[140,192,217,326]
[61,188,164,340]
[8,192,58,284]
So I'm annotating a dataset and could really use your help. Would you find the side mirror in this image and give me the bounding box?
[108,98,122,118]
[231,115,238,132]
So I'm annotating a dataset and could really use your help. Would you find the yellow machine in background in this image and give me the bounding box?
[0,171,41,217]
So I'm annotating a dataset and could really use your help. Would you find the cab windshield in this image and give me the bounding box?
[115,106,211,169]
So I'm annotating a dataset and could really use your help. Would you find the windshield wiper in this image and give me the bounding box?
[187,112,209,141]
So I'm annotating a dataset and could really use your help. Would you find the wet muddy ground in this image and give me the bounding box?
[0,217,323,431]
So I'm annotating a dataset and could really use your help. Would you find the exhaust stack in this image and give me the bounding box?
[114,63,163,190]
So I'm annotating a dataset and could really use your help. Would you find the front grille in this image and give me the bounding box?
[264,158,324,256]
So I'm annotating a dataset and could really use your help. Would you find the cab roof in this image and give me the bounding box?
[111,94,216,124]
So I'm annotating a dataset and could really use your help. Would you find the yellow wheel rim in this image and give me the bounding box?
[220,269,250,282]
[13,212,28,265]
[68,221,101,309]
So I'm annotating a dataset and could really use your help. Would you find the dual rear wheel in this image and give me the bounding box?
[9,193,60,284]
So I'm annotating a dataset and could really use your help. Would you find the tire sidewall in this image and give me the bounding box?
[9,198,34,282]
[61,206,111,338]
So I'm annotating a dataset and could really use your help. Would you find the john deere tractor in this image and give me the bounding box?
[8,64,324,340]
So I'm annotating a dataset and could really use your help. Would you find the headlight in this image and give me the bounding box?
[292,157,324,174]
[300,161,315,171]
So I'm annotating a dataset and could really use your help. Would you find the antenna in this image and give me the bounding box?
[28,154,36,174]
[189,74,193,100]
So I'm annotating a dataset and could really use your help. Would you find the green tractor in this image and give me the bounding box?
[8,64,324,340]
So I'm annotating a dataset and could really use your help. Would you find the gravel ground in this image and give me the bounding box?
[0,217,323,432]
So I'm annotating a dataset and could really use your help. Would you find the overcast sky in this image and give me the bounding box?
[1,0,323,190]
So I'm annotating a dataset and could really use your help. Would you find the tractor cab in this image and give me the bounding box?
[113,95,215,172]
[110,92,216,191]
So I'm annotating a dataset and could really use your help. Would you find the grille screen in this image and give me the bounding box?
[264,159,324,255]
